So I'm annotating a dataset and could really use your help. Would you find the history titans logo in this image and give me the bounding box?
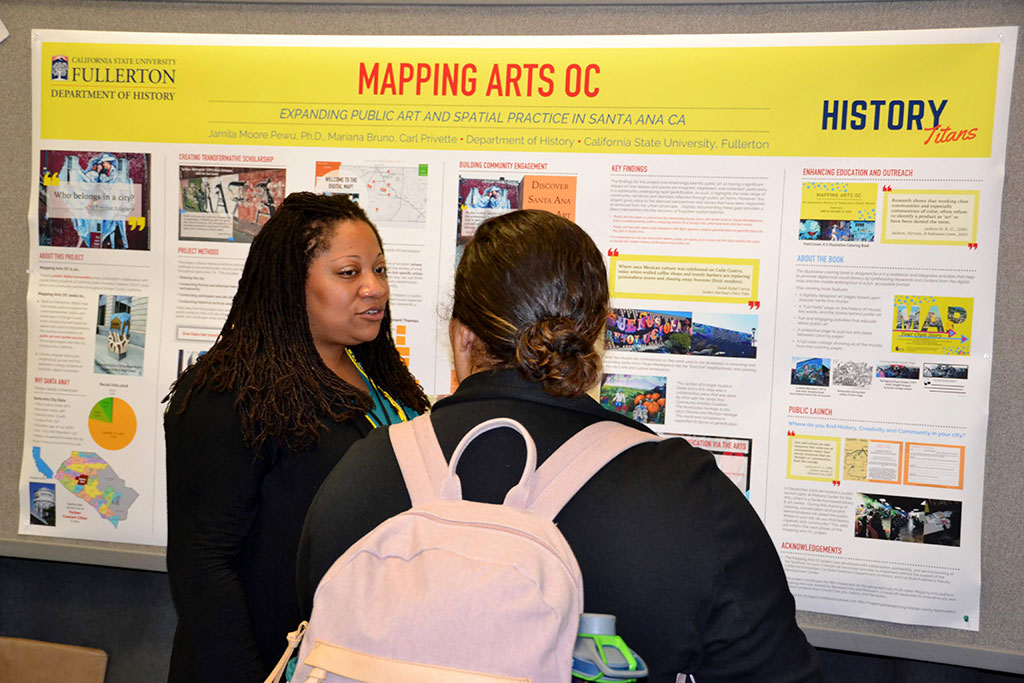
[51,56,69,81]
[821,99,977,145]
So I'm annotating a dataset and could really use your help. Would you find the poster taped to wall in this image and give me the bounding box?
[23,27,1017,631]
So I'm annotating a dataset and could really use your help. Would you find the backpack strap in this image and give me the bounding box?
[389,414,449,506]
[443,418,538,508]
[526,421,662,520]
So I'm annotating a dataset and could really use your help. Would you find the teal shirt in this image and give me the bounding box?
[345,348,419,428]
[358,371,418,428]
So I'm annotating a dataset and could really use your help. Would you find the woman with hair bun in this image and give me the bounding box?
[297,209,823,682]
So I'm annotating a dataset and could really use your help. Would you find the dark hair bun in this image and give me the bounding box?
[515,318,601,397]
[452,210,609,398]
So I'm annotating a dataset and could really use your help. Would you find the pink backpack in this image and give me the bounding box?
[272,414,659,683]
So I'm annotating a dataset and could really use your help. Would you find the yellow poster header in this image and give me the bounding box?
[41,40,1001,157]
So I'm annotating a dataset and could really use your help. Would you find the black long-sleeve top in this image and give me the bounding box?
[297,369,824,683]
[164,368,373,682]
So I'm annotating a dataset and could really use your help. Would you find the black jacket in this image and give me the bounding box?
[165,368,373,682]
[297,369,823,682]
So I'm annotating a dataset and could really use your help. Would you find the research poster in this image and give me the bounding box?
[22,28,1016,630]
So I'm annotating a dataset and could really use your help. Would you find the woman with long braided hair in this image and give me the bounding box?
[164,192,428,682]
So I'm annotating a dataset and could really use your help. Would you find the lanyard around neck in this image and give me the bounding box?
[345,348,409,428]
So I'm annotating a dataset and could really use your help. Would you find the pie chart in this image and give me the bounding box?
[88,397,137,450]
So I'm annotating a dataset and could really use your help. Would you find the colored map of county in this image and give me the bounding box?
[844,438,868,481]
[54,451,139,527]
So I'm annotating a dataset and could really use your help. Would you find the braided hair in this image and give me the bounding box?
[169,192,428,452]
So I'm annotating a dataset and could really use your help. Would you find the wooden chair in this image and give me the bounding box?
[0,636,107,682]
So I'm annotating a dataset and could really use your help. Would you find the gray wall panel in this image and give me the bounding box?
[1,0,1022,674]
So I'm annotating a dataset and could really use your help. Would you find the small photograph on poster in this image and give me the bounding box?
[456,174,578,263]
[95,294,146,376]
[179,166,286,243]
[38,150,151,249]
[875,361,920,380]
[798,181,877,242]
[832,360,874,387]
[923,362,968,380]
[457,177,520,261]
[791,357,830,386]
[891,295,972,356]
[28,482,56,527]
[314,161,428,228]
[854,493,962,546]
[798,219,875,242]
[177,348,209,378]
[691,313,758,358]
[599,373,666,426]
[605,307,692,354]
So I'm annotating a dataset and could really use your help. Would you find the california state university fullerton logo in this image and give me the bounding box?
[51,55,69,81]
